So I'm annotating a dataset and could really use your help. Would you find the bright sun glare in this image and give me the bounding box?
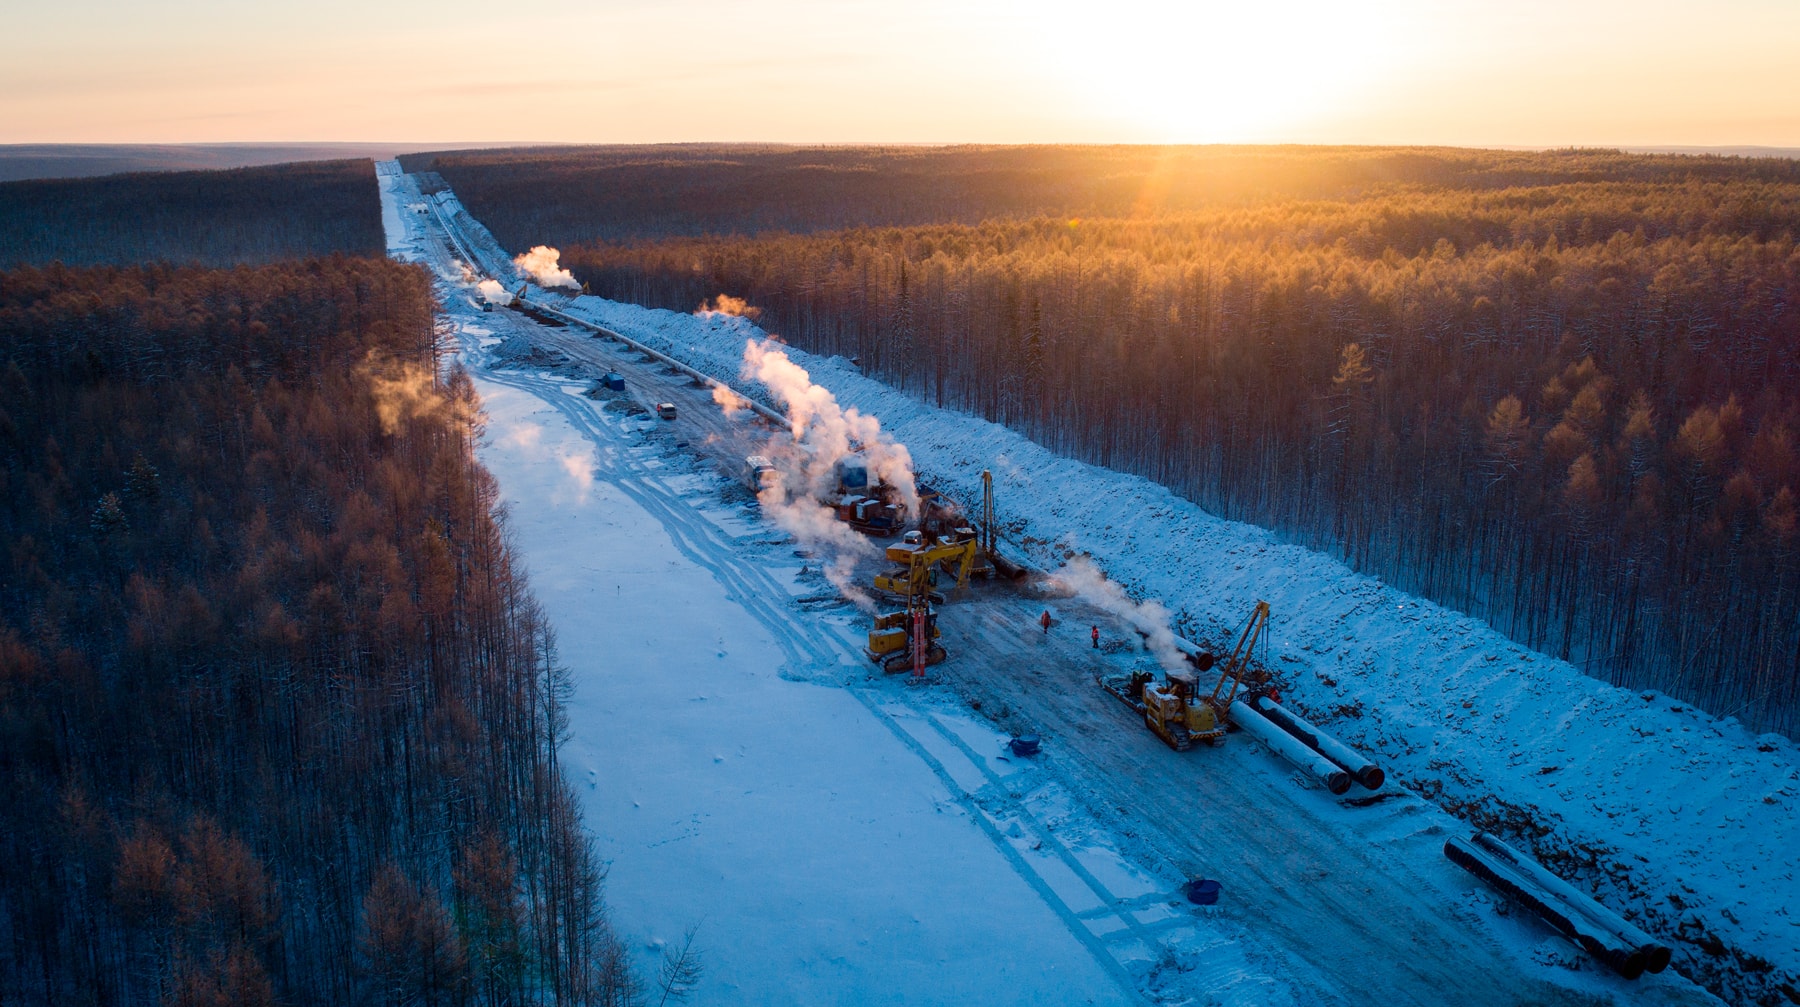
[1026,0,1408,142]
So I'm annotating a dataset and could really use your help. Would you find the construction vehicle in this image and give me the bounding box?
[865,529,960,675]
[872,529,983,602]
[827,455,902,536]
[863,468,1008,674]
[912,488,996,579]
[1096,601,1272,751]
[743,455,779,493]
[656,402,678,420]
[865,595,945,675]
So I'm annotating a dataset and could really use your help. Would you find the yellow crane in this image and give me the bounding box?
[1096,601,1271,751]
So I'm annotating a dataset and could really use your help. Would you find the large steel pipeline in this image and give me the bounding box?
[522,297,792,428]
[1468,833,1672,974]
[1228,700,1352,795]
[1444,835,1655,979]
[1248,695,1385,790]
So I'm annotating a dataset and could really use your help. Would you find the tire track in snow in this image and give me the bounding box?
[413,187,1314,1006]
[845,687,1149,1001]
[453,320,1179,1005]
[470,358,840,674]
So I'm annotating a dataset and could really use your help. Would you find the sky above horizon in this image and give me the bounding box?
[5,0,1796,147]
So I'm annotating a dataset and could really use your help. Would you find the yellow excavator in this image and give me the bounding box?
[864,470,1004,674]
[1096,601,1272,751]
[865,535,972,675]
[872,531,983,601]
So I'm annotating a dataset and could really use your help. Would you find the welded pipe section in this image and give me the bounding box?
[1469,833,1671,974]
[1249,696,1385,790]
[525,298,790,428]
[1228,700,1351,795]
[1444,836,1650,980]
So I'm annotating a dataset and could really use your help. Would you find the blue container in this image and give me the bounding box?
[1183,879,1221,905]
[604,373,625,391]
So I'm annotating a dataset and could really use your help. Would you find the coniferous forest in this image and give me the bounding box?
[0,258,629,1004]
[0,159,384,267]
[417,144,1800,737]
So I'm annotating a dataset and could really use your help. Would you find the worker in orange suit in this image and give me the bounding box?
[1091,625,1100,649]
[1039,610,1052,635]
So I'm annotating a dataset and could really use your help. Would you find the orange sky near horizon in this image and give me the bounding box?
[4,0,1796,148]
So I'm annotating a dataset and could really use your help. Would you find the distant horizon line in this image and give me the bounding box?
[5,140,1800,155]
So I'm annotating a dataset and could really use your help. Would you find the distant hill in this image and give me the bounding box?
[1621,145,1800,159]
[0,142,546,183]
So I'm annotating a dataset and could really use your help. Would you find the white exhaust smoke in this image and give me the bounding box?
[760,485,879,611]
[741,340,918,516]
[712,383,750,418]
[1049,556,1188,672]
[723,339,925,612]
[513,245,580,290]
[477,279,514,305]
[696,294,761,320]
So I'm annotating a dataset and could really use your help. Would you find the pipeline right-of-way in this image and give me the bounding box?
[432,190,1678,989]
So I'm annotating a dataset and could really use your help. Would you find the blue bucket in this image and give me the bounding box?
[1183,879,1221,905]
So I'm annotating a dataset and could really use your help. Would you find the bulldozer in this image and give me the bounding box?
[1096,601,1272,751]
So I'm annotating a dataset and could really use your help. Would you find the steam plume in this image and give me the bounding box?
[477,279,514,305]
[741,340,918,516]
[1049,556,1187,671]
[759,484,879,611]
[513,245,580,290]
[711,384,750,418]
[359,352,448,436]
[722,339,926,612]
[697,294,761,320]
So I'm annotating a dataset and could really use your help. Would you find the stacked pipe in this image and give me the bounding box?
[1444,833,1672,980]
[1247,695,1385,790]
[1226,700,1352,795]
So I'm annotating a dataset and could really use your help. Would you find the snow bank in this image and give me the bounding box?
[545,292,1799,1003]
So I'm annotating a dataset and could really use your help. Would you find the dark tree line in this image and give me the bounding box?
[0,160,384,268]
[406,143,1800,248]
[420,146,1800,737]
[0,258,630,1005]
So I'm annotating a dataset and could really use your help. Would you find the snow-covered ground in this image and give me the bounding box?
[507,295,1796,1005]
[377,162,1327,1005]
[375,160,1797,1005]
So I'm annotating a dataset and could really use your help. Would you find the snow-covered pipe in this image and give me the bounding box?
[1469,833,1671,974]
[1227,700,1351,795]
[524,298,790,428]
[1249,696,1385,790]
[1444,836,1651,980]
